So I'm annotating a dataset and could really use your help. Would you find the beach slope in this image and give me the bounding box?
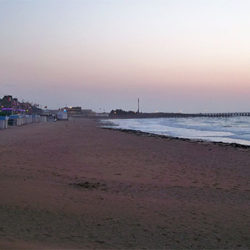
[0,118,249,249]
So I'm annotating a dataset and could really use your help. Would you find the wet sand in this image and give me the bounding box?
[0,118,249,249]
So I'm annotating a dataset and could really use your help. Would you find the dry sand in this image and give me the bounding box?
[0,118,249,249]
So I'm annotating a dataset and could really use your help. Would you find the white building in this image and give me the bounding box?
[57,110,68,120]
[0,116,9,129]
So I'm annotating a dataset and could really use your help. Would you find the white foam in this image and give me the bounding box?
[103,117,250,146]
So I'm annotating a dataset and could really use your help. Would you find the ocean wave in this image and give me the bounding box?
[104,117,250,146]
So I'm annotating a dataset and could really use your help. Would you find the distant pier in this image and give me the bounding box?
[109,110,250,119]
[200,112,250,117]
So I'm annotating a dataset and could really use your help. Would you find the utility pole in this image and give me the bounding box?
[137,98,140,113]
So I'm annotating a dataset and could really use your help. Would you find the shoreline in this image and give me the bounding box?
[0,118,249,249]
[101,126,250,150]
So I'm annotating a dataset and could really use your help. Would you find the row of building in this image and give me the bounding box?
[42,106,108,118]
[0,95,42,115]
[0,95,109,129]
[0,95,47,129]
[0,114,47,129]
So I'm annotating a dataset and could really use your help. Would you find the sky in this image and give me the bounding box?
[0,0,250,112]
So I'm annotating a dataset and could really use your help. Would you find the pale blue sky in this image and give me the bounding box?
[0,0,250,112]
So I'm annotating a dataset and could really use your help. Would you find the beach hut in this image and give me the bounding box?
[0,116,9,129]
[57,110,68,120]
[32,114,41,123]
[18,114,26,125]
[8,115,19,126]
[8,114,26,126]
[40,115,48,123]
[25,115,33,124]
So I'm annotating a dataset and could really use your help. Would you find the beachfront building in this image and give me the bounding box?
[1,95,14,108]
[0,95,46,128]
[82,109,95,117]
[65,106,96,117]
[66,106,82,116]
[0,95,42,115]
[0,116,9,129]
[57,109,68,120]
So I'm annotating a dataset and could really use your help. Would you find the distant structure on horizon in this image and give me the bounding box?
[65,106,94,117]
[109,109,250,119]
[137,98,140,113]
[63,106,108,118]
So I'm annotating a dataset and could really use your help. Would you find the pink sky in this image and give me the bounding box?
[0,0,250,112]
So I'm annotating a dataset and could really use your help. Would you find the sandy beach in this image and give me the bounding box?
[0,118,249,249]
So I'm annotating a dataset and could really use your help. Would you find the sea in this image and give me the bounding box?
[102,116,250,146]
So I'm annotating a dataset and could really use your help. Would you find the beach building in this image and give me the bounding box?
[32,114,42,123]
[25,115,33,124]
[0,116,9,129]
[95,112,109,118]
[40,115,48,123]
[8,115,22,126]
[66,106,82,116]
[7,114,44,126]
[0,95,47,129]
[57,110,68,120]
[1,95,13,108]
[82,109,95,117]
[65,106,96,117]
